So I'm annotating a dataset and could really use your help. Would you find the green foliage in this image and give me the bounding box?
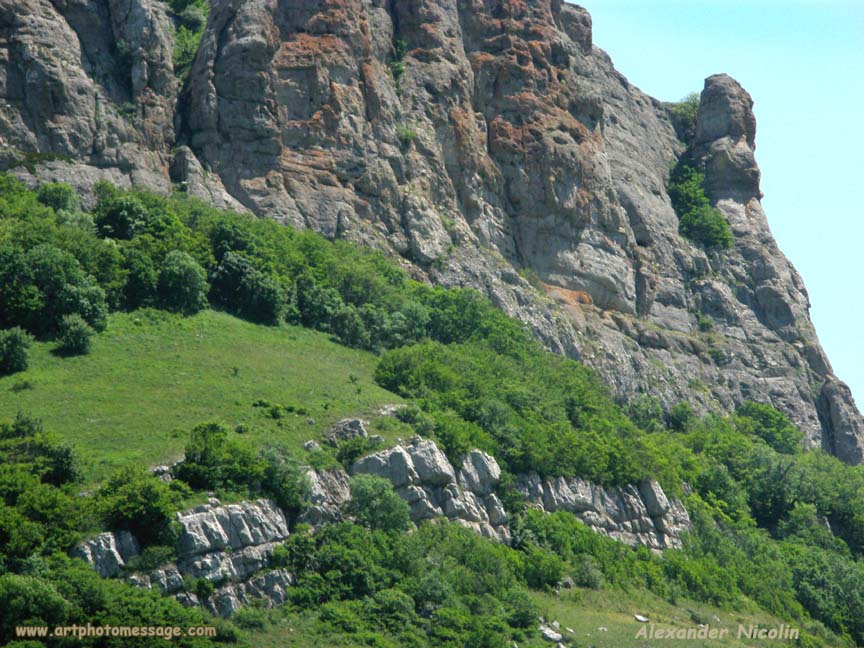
[210,252,287,324]
[55,314,94,356]
[175,421,262,490]
[347,474,411,533]
[280,521,536,645]
[0,327,32,375]
[396,124,417,147]
[667,92,701,141]
[97,466,186,546]
[680,205,734,250]
[36,183,78,213]
[0,244,107,337]
[259,444,311,519]
[375,339,675,486]
[668,161,733,249]
[158,250,209,314]
[736,400,803,454]
[170,0,208,78]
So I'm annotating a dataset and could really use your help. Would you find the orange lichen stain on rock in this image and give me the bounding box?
[277,33,346,64]
[544,284,594,306]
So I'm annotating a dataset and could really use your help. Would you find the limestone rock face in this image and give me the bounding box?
[300,467,352,526]
[175,499,289,558]
[0,0,176,199]
[350,437,510,541]
[2,1,860,461]
[72,530,139,578]
[516,475,690,550]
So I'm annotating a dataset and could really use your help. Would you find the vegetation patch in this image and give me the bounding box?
[668,160,733,249]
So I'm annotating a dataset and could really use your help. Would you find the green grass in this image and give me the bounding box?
[0,309,403,483]
[530,588,839,647]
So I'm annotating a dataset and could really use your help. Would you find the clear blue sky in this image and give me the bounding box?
[579,0,864,407]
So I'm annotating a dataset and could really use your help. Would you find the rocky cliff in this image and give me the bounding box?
[2,0,860,460]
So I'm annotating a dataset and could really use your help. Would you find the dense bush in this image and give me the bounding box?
[376,340,677,486]
[97,467,187,546]
[346,475,411,533]
[667,92,701,142]
[0,327,32,375]
[36,182,78,213]
[210,252,286,324]
[668,161,733,249]
[55,314,94,356]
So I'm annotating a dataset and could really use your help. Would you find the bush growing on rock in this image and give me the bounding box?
[346,474,410,533]
[97,467,187,546]
[668,161,733,249]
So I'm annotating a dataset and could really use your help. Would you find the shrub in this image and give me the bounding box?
[0,328,32,375]
[174,25,202,78]
[157,250,209,314]
[121,248,158,309]
[736,401,803,454]
[668,92,700,141]
[97,467,184,546]
[346,475,411,533]
[668,161,733,250]
[259,445,310,520]
[680,205,733,250]
[55,314,94,356]
[175,422,264,490]
[94,193,148,240]
[396,124,417,147]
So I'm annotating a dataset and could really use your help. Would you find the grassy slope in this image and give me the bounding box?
[531,589,830,647]
[243,587,826,647]
[0,309,402,483]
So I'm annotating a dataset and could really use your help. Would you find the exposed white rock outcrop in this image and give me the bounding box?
[72,530,140,578]
[350,437,509,542]
[516,475,690,550]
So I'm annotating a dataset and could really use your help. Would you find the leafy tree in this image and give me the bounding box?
[346,475,410,533]
[175,422,264,490]
[121,247,158,309]
[210,252,286,324]
[0,244,107,336]
[95,192,149,240]
[157,250,209,314]
[736,401,803,454]
[0,328,32,375]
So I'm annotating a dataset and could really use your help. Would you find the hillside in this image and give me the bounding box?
[2,2,864,648]
[1,0,861,462]
[0,309,401,482]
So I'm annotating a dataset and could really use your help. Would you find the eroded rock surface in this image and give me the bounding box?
[516,475,690,550]
[72,530,139,578]
[351,436,510,541]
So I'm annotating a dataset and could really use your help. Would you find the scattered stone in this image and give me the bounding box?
[634,614,650,623]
